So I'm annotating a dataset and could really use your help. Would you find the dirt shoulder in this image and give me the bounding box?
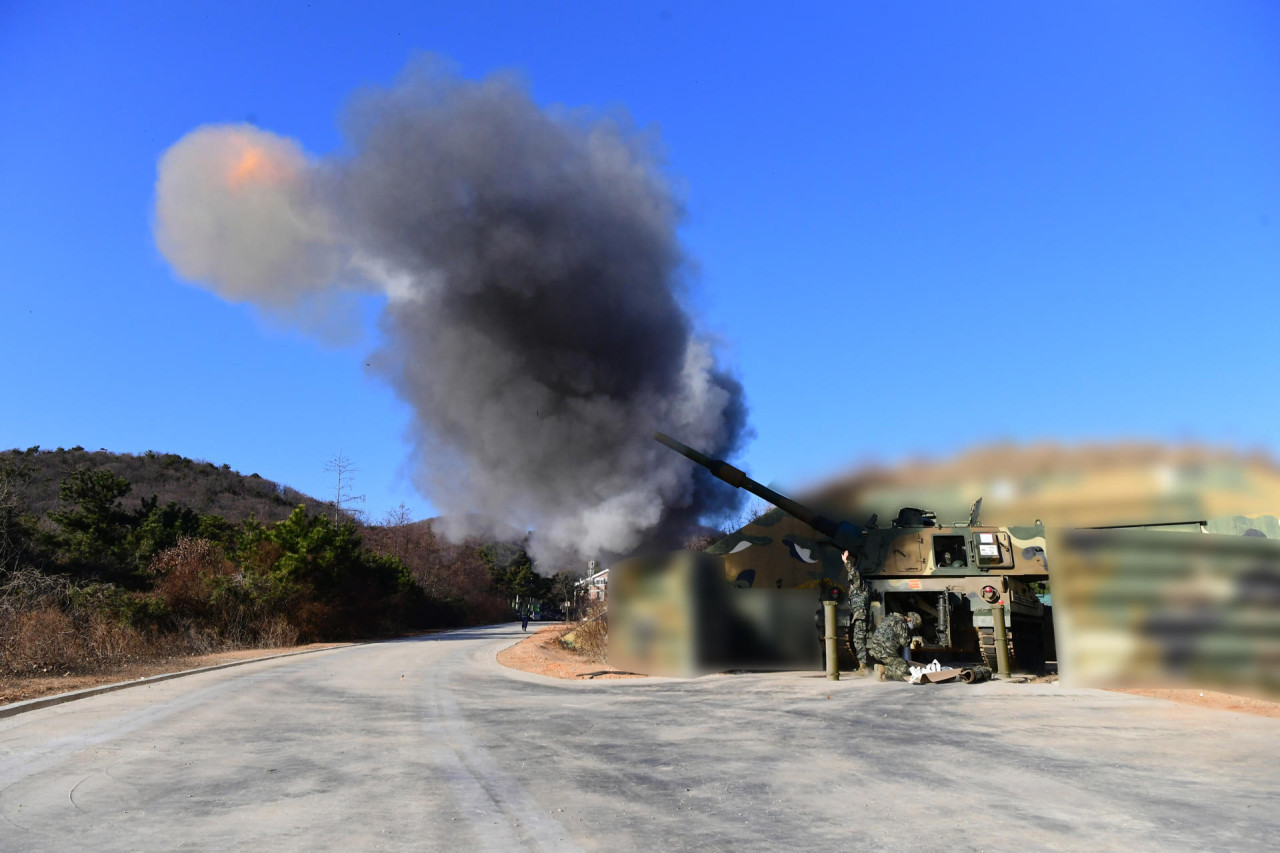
[1109,687,1280,719]
[0,642,352,706]
[496,624,642,680]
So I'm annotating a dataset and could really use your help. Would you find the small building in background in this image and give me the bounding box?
[577,561,608,604]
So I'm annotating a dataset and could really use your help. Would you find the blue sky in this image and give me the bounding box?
[2,1,1278,525]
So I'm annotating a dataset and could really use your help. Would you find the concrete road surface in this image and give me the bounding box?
[1,624,1277,852]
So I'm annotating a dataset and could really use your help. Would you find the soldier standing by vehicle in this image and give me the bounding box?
[843,550,871,673]
[869,611,923,681]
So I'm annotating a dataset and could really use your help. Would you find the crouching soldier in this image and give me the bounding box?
[868,611,923,681]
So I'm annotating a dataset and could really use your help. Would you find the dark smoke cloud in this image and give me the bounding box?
[154,60,748,566]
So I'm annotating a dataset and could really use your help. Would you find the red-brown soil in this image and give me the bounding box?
[496,624,641,680]
[1109,687,1280,719]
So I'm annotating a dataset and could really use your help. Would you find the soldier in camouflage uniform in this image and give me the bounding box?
[843,550,871,672]
[868,611,922,682]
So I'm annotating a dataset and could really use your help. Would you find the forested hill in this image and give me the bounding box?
[0,444,584,685]
[1,446,331,522]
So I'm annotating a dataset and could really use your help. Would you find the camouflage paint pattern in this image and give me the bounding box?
[709,508,846,590]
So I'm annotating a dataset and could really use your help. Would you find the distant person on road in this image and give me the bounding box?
[869,611,923,681]
[842,550,871,673]
[521,609,530,631]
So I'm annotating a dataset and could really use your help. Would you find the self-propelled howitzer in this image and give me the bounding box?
[651,432,1053,673]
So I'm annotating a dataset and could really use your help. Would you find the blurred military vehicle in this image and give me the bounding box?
[1049,521,1280,692]
[608,434,1280,694]
[809,441,1280,532]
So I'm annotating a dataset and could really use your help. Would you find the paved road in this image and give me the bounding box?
[1,624,1277,852]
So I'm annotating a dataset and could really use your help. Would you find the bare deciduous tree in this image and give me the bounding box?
[324,451,365,521]
[376,503,414,564]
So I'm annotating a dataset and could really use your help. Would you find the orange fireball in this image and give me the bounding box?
[225,135,294,190]
[227,145,265,187]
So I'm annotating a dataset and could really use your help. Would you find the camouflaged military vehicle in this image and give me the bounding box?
[652,433,1054,672]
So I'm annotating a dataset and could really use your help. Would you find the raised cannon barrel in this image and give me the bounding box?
[653,431,864,551]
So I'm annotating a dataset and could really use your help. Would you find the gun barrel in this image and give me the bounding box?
[654,432,843,541]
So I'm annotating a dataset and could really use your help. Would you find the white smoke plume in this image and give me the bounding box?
[153,61,748,566]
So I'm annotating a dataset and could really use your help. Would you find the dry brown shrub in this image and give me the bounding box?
[170,618,221,655]
[4,608,81,674]
[149,537,235,617]
[1,566,197,676]
[291,598,339,643]
[0,566,69,615]
[255,615,299,648]
[567,603,608,663]
[84,611,149,665]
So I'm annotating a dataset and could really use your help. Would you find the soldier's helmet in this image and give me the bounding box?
[906,611,922,629]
